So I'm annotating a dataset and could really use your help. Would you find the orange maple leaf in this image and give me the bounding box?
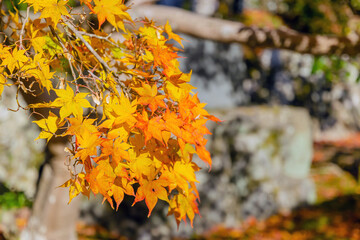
[133,178,169,217]
[164,21,184,48]
[133,83,166,113]
[163,110,183,138]
[136,111,166,144]
[152,45,178,71]
[86,160,116,207]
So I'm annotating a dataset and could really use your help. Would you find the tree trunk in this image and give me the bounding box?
[20,142,80,240]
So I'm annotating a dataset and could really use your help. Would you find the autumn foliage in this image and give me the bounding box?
[0,0,219,227]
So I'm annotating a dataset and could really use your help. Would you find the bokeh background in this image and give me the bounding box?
[1,0,360,239]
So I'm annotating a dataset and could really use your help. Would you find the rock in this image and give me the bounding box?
[205,106,315,217]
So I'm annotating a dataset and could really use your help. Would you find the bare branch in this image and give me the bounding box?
[63,19,113,72]
[19,6,30,50]
[129,5,360,56]
[49,25,78,82]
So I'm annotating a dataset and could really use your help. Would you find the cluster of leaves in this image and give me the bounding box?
[0,0,219,226]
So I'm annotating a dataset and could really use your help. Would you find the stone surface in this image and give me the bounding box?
[191,106,315,229]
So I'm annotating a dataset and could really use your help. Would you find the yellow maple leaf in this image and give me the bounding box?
[51,85,93,120]
[168,192,199,228]
[24,0,70,26]
[103,94,138,127]
[75,128,102,161]
[60,173,89,203]
[24,55,54,92]
[1,47,28,74]
[65,116,97,136]
[33,112,59,142]
[139,26,166,46]
[129,149,154,180]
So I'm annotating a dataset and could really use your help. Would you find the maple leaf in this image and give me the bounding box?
[100,138,131,164]
[24,0,70,26]
[133,177,169,217]
[177,93,201,120]
[51,85,93,120]
[133,83,166,113]
[163,161,199,196]
[114,139,132,162]
[33,112,60,142]
[103,94,138,127]
[136,111,166,144]
[31,34,47,54]
[152,45,178,71]
[164,81,195,102]
[128,150,154,179]
[168,191,199,228]
[196,144,212,167]
[60,173,90,203]
[60,178,82,203]
[163,111,183,138]
[86,160,116,207]
[75,128,102,161]
[0,44,10,57]
[138,26,166,46]
[65,116,97,136]
[24,55,54,92]
[107,126,129,140]
[110,180,125,211]
[1,47,28,74]
[93,0,131,30]
[178,143,196,162]
[164,21,184,48]
[184,119,211,146]
[173,161,198,183]
[109,176,134,210]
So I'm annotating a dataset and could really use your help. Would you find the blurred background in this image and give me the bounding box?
[1,0,360,239]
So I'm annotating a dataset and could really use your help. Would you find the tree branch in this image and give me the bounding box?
[64,20,113,73]
[19,6,30,50]
[129,5,360,56]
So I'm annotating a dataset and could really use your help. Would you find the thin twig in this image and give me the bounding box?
[19,6,30,50]
[64,20,112,73]
[80,31,122,48]
[63,18,129,94]
[49,25,78,84]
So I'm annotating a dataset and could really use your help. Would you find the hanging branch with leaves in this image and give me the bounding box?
[0,0,220,227]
